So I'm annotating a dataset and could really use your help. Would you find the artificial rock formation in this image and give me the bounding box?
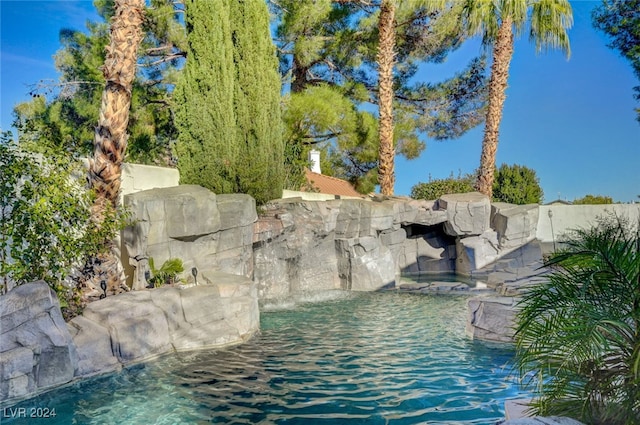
[254,193,543,301]
[0,282,77,402]
[68,271,258,374]
[466,296,519,343]
[121,186,542,298]
[0,275,259,405]
[253,197,455,299]
[123,186,257,289]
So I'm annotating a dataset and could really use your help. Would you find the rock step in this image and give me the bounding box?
[398,281,471,292]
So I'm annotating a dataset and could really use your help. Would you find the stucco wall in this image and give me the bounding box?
[282,189,364,201]
[536,204,640,243]
[120,163,180,198]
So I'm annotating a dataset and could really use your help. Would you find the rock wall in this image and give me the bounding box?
[0,276,259,405]
[120,186,540,298]
[253,197,456,299]
[254,193,541,300]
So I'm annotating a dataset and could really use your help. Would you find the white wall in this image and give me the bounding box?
[120,163,180,198]
[536,204,640,243]
[281,189,365,201]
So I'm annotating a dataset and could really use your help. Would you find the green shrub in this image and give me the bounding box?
[514,215,640,424]
[573,194,614,204]
[410,173,475,200]
[410,164,544,205]
[492,163,543,204]
[0,133,125,318]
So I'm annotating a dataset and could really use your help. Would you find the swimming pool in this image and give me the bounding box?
[2,290,529,424]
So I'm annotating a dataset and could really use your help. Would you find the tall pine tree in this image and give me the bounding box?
[174,0,237,194]
[174,0,283,204]
[231,0,284,204]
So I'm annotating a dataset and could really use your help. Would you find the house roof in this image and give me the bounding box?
[303,169,362,198]
[545,199,572,205]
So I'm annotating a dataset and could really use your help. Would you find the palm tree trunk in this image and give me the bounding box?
[476,17,514,199]
[377,0,396,196]
[83,0,145,302]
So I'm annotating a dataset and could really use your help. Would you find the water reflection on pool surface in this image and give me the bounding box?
[3,290,529,424]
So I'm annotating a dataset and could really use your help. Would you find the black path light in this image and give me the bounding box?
[192,267,198,285]
[100,279,107,299]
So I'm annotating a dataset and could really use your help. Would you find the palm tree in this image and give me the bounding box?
[377,0,396,196]
[83,0,145,301]
[461,0,572,198]
[515,215,640,424]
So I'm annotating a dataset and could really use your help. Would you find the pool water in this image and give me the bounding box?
[2,291,529,424]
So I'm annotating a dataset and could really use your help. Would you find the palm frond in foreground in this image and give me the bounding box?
[515,214,640,425]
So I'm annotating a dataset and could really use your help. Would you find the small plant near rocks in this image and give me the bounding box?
[148,257,185,288]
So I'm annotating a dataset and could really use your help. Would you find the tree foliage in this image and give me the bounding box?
[492,163,543,204]
[271,0,489,192]
[175,0,283,205]
[174,0,236,194]
[593,0,640,122]
[573,194,614,205]
[230,0,285,204]
[514,215,640,424]
[410,163,542,204]
[12,0,183,165]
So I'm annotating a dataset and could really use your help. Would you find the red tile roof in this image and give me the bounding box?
[303,169,362,197]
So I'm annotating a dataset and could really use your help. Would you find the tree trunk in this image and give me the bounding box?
[291,54,309,94]
[377,0,396,196]
[83,0,145,302]
[476,17,514,199]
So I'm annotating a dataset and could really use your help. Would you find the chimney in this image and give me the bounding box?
[309,149,321,174]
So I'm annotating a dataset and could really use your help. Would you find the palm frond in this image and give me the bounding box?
[514,214,640,424]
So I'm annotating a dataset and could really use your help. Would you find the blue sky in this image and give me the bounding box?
[1,1,639,202]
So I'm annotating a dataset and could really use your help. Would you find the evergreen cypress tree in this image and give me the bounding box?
[174,0,238,194]
[230,0,284,204]
[175,0,284,204]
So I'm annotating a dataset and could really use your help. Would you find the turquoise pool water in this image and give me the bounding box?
[2,290,529,424]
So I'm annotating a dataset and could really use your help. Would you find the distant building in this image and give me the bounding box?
[281,149,364,200]
[545,199,572,205]
[302,169,362,198]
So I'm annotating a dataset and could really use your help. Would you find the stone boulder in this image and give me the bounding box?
[254,200,343,299]
[491,203,539,250]
[394,199,448,226]
[0,282,77,402]
[71,273,259,369]
[336,237,396,290]
[123,186,257,289]
[456,230,501,274]
[67,315,119,377]
[438,192,491,237]
[466,296,518,342]
[0,274,259,404]
[335,199,397,238]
